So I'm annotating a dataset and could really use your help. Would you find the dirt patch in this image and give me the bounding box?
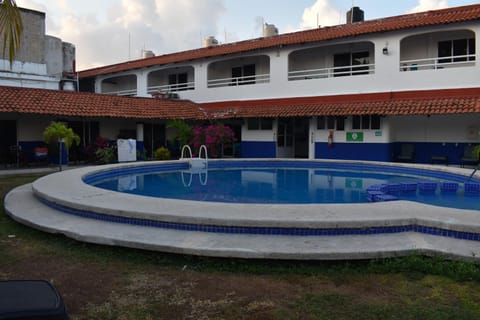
[0,244,121,315]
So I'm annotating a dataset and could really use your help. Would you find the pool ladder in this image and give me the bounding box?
[466,165,479,182]
[180,145,208,186]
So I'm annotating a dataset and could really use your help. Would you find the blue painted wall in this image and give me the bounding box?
[241,141,276,158]
[314,141,475,165]
[393,142,475,165]
[315,142,393,162]
[16,138,476,166]
[18,140,67,164]
[136,141,145,160]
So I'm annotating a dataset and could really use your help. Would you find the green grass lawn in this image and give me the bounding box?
[1,173,480,319]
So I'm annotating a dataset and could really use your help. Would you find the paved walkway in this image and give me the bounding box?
[6,183,480,260]
[0,167,57,176]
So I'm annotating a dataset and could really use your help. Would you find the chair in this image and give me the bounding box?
[461,145,477,167]
[396,144,415,162]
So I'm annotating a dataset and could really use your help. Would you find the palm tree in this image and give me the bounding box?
[0,0,23,65]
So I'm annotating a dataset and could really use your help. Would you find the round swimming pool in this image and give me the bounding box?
[6,159,480,260]
[84,160,480,210]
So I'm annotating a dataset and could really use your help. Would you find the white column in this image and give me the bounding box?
[309,117,316,159]
[136,71,149,97]
[136,122,144,142]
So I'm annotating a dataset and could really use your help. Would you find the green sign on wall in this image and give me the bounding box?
[345,178,363,189]
[346,132,364,142]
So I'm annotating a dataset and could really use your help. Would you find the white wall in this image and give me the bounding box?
[391,114,480,142]
[100,120,137,140]
[91,21,480,104]
[313,116,391,144]
[17,117,51,141]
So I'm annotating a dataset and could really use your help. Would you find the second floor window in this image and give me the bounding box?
[168,73,188,90]
[438,38,475,63]
[232,64,256,85]
[334,51,370,77]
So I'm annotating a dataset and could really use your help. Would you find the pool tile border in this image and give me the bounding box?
[37,195,480,242]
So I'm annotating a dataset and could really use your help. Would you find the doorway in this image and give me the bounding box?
[0,120,17,165]
[144,123,166,159]
[277,118,309,158]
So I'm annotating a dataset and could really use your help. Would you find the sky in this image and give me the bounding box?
[14,0,480,71]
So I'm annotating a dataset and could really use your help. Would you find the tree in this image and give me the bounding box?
[0,0,23,65]
[43,121,81,150]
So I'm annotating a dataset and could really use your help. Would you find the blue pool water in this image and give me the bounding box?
[85,161,480,210]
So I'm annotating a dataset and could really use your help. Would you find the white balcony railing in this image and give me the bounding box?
[102,88,137,96]
[399,54,476,72]
[207,73,270,88]
[288,64,375,81]
[147,82,195,94]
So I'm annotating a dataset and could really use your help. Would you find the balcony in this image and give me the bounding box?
[400,29,475,72]
[288,41,375,82]
[207,73,270,88]
[288,63,375,81]
[148,66,195,94]
[207,55,270,89]
[400,54,476,72]
[147,81,195,95]
[102,88,137,96]
[101,74,137,96]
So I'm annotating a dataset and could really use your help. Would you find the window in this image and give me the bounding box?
[318,116,344,130]
[168,72,188,90]
[352,115,380,130]
[317,116,325,130]
[438,38,475,63]
[371,115,380,130]
[247,118,272,130]
[334,51,370,77]
[232,64,256,85]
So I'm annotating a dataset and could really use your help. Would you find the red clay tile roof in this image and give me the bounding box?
[0,86,205,120]
[201,88,480,119]
[1,86,479,119]
[79,4,480,78]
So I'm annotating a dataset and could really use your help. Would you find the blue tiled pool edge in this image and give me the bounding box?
[83,160,480,185]
[36,195,480,242]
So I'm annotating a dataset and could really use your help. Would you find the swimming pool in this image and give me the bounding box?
[6,159,480,260]
[84,160,480,210]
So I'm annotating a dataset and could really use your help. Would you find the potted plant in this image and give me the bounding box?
[473,145,480,165]
[43,121,80,165]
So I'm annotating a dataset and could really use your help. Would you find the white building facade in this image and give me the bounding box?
[78,6,480,164]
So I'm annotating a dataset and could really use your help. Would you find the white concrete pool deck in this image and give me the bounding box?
[4,160,480,261]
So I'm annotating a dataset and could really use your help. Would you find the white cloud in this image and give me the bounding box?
[18,0,225,70]
[408,0,449,13]
[300,0,342,29]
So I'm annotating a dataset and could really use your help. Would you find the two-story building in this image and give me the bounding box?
[2,5,480,165]
[77,5,480,164]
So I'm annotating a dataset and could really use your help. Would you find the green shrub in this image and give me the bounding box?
[154,147,171,160]
[472,145,480,162]
[95,145,116,164]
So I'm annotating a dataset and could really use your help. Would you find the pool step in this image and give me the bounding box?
[5,183,480,261]
[368,182,480,202]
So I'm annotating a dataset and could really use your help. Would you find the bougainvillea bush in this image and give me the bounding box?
[190,124,236,157]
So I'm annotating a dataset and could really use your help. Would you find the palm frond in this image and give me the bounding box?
[0,0,23,65]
